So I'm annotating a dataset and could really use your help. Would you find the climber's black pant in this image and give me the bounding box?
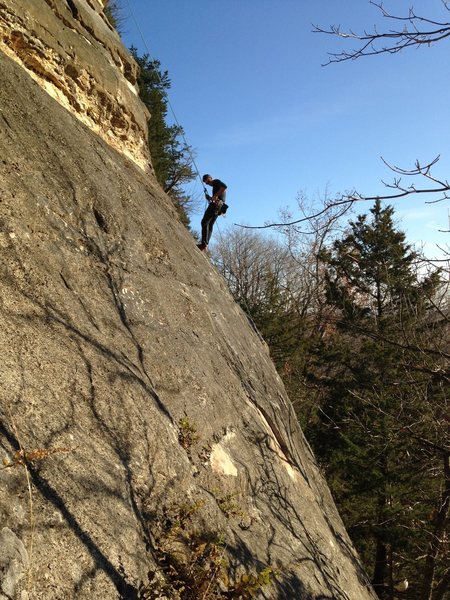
[201,203,218,246]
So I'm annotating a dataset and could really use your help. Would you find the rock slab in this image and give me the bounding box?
[0,2,378,599]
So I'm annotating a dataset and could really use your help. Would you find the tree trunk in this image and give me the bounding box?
[421,452,450,600]
[373,452,389,599]
[433,565,450,600]
[372,535,388,598]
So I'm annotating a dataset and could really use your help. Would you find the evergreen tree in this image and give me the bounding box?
[309,201,446,599]
[130,47,196,227]
[104,1,125,33]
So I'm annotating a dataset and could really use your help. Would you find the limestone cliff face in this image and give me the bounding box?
[0,3,377,600]
[0,0,149,170]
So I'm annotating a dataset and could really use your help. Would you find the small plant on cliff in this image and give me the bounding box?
[104,1,126,33]
[2,446,73,469]
[224,567,275,599]
[213,491,245,520]
[178,417,200,452]
[3,405,75,598]
[135,501,275,599]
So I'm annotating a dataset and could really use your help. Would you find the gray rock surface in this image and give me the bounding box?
[0,3,378,599]
[0,528,29,599]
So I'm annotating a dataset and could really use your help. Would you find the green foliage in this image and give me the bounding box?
[103,1,125,33]
[308,200,446,596]
[212,490,245,519]
[136,501,275,599]
[178,417,200,451]
[226,567,276,599]
[130,47,196,227]
[320,199,437,330]
[103,11,195,227]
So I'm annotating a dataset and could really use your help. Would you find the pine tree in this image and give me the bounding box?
[323,200,425,329]
[104,1,125,33]
[130,47,195,227]
[310,200,445,599]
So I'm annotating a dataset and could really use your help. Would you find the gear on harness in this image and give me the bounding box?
[204,190,229,216]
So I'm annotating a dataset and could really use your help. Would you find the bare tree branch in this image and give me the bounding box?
[235,199,353,231]
[235,156,450,230]
[314,1,450,65]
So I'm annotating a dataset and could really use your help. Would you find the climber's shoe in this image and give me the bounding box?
[197,243,207,251]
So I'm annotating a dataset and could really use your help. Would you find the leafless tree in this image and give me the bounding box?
[237,157,450,235]
[212,228,288,311]
[215,195,344,328]
[311,2,450,229]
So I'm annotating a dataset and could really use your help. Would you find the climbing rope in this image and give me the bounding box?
[121,1,263,341]
[123,0,208,195]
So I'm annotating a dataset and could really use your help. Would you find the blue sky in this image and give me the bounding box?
[122,0,450,257]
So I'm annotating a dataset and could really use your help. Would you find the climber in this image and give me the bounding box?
[197,174,228,251]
